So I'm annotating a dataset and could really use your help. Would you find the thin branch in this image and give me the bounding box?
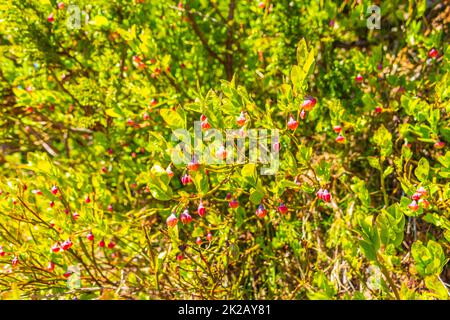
[184,4,225,65]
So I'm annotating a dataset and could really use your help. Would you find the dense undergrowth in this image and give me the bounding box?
[0,0,449,299]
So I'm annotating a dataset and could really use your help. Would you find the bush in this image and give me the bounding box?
[0,0,448,300]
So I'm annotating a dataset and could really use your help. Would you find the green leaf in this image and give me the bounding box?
[425,276,449,300]
[92,15,109,27]
[249,188,265,205]
[401,145,412,162]
[315,160,331,182]
[415,157,429,182]
[296,38,308,66]
[302,49,315,76]
[297,145,312,165]
[368,156,381,171]
[241,163,257,187]
[373,125,393,157]
[359,240,378,261]
[160,108,185,129]
[377,205,405,247]
[137,166,173,201]
[105,108,123,118]
[148,179,173,201]
[412,240,448,276]
[192,169,209,196]
[383,166,394,178]
[290,65,305,95]
[350,177,371,207]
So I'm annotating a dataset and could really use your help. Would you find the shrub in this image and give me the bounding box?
[0,0,448,300]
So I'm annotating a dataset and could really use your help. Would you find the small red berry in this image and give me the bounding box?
[302,96,317,111]
[180,209,192,224]
[166,213,178,228]
[255,204,267,218]
[63,271,73,278]
[187,158,200,171]
[411,193,421,201]
[57,2,65,10]
[47,13,55,23]
[196,237,202,245]
[299,109,306,120]
[215,145,227,160]
[355,74,363,83]
[316,188,324,200]
[273,142,280,152]
[177,254,184,261]
[206,232,213,242]
[335,134,345,144]
[61,239,72,251]
[107,241,116,249]
[237,111,247,126]
[408,200,419,211]
[0,246,5,257]
[99,240,105,248]
[278,202,288,214]
[418,198,430,209]
[107,204,113,212]
[333,125,342,133]
[201,120,211,130]
[197,201,206,217]
[200,114,207,122]
[85,196,91,204]
[229,198,239,209]
[166,165,174,178]
[143,112,150,120]
[416,187,427,197]
[428,48,438,59]
[87,232,94,241]
[127,118,135,126]
[47,261,55,272]
[50,201,55,208]
[287,116,298,131]
[322,189,331,202]
[51,244,60,253]
[375,106,383,113]
[32,189,43,195]
[51,185,59,195]
[434,141,445,149]
[181,174,192,185]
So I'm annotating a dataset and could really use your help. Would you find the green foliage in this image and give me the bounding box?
[0,0,448,300]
